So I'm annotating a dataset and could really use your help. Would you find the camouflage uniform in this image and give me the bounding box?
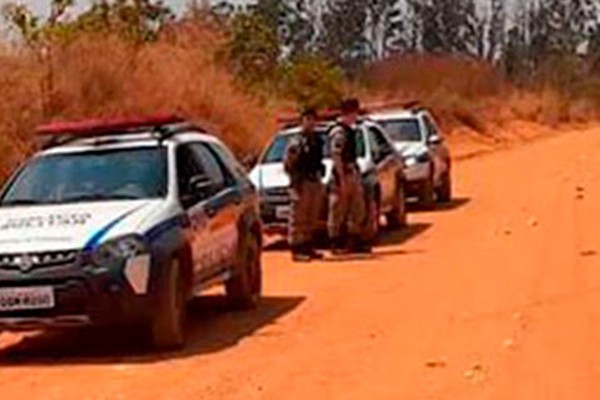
[327,123,367,247]
[284,132,326,251]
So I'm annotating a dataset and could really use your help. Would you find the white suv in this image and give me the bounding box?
[370,109,452,206]
[249,120,407,238]
[0,115,262,349]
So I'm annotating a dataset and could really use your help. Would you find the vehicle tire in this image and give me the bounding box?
[367,191,381,241]
[419,167,436,208]
[436,169,452,203]
[226,231,262,310]
[387,179,407,229]
[150,258,186,350]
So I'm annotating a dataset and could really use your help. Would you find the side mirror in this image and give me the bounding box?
[429,135,443,145]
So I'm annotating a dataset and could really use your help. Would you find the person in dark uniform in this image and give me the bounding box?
[284,108,326,262]
[328,98,370,255]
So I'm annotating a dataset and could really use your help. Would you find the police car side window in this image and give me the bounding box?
[369,127,393,160]
[176,145,207,204]
[424,116,438,138]
[202,143,240,187]
[189,144,228,193]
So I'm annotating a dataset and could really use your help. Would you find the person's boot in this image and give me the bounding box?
[307,247,324,260]
[348,235,373,255]
[306,239,324,260]
[291,244,312,262]
[330,237,349,256]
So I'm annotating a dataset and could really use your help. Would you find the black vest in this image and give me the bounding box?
[338,123,358,164]
[294,132,324,180]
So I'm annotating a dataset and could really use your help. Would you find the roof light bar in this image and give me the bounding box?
[36,114,190,149]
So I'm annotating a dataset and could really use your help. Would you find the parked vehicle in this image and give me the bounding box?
[249,119,407,239]
[0,115,262,349]
[370,109,452,206]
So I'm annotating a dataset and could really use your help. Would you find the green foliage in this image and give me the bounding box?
[319,0,370,72]
[226,13,280,87]
[2,0,173,46]
[408,0,479,56]
[279,54,344,109]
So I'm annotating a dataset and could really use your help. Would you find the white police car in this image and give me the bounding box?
[249,119,407,238]
[370,109,452,206]
[0,115,262,349]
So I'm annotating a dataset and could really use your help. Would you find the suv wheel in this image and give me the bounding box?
[436,169,452,203]
[226,231,262,309]
[419,166,436,207]
[387,179,407,229]
[150,258,186,349]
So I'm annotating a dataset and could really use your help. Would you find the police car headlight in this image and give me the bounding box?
[404,156,418,167]
[405,153,430,166]
[91,235,148,267]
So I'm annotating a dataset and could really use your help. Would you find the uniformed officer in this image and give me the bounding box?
[284,108,326,262]
[328,98,371,255]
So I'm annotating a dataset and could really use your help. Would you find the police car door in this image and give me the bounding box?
[188,143,240,276]
[423,114,447,183]
[368,126,396,206]
[176,144,215,282]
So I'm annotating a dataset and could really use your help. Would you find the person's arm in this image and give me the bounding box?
[284,139,300,176]
[330,127,346,185]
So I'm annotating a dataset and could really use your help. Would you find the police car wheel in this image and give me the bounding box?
[149,258,186,349]
[436,169,452,203]
[387,180,407,229]
[419,168,436,207]
[226,232,262,309]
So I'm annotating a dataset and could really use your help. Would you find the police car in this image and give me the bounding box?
[249,119,407,238]
[370,108,452,206]
[0,115,262,349]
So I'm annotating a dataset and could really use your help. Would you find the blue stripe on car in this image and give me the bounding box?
[84,206,145,251]
[144,214,187,242]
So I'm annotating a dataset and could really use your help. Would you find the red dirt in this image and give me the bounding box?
[1,125,600,399]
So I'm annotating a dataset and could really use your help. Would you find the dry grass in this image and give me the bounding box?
[363,54,598,137]
[0,20,278,177]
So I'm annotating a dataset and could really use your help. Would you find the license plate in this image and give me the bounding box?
[0,286,55,311]
[276,206,290,220]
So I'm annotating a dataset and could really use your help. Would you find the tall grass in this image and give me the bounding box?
[363,54,598,136]
[0,21,277,176]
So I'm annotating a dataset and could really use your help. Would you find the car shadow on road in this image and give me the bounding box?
[264,223,432,254]
[378,222,431,248]
[0,295,305,366]
[408,197,471,213]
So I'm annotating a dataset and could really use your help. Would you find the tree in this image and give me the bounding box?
[366,0,397,58]
[319,0,370,72]
[408,0,480,56]
[226,13,280,87]
[280,54,344,109]
[487,0,506,64]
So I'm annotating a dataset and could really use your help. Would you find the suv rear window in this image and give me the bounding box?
[262,129,366,164]
[378,118,423,142]
[1,147,168,206]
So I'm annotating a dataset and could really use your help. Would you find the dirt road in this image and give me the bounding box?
[1,127,600,399]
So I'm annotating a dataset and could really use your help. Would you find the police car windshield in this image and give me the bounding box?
[378,119,422,142]
[1,147,168,206]
[262,130,366,164]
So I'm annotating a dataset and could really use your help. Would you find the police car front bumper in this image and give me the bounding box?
[0,251,159,331]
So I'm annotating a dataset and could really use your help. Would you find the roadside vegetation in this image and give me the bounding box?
[0,0,599,175]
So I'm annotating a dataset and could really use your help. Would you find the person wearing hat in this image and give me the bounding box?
[327,98,371,255]
[284,108,326,262]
